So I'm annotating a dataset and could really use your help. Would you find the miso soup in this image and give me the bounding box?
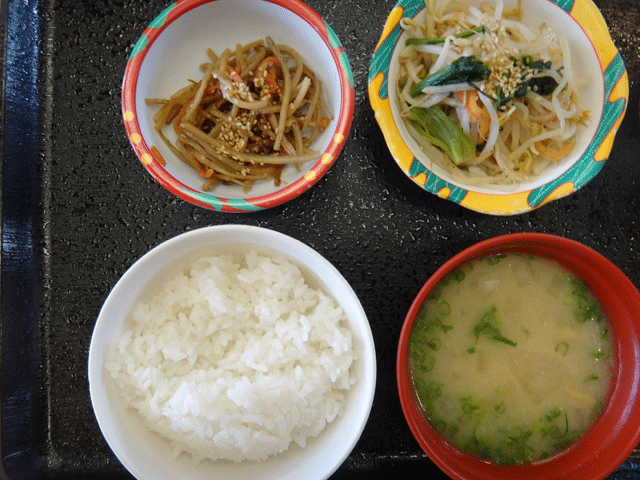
[409,253,613,465]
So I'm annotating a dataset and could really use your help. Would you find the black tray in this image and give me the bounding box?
[1,0,639,478]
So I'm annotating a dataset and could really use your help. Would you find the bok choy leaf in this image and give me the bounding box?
[408,105,476,166]
[409,56,490,98]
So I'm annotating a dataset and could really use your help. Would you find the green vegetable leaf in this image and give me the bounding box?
[545,407,562,422]
[493,56,559,110]
[416,380,443,402]
[410,338,436,372]
[570,278,603,323]
[541,408,569,440]
[486,253,507,265]
[555,342,569,356]
[437,300,451,316]
[426,338,442,350]
[408,105,476,165]
[505,428,535,464]
[453,268,466,282]
[418,317,454,334]
[409,56,490,97]
[469,305,517,351]
[459,395,483,415]
[405,26,485,46]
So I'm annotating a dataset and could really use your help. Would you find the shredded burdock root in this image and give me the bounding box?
[145,37,333,193]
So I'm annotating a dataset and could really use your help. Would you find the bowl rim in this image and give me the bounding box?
[121,0,355,213]
[396,232,640,480]
[368,0,629,216]
[88,224,377,480]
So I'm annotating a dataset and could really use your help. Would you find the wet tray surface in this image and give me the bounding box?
[1,0,640,478]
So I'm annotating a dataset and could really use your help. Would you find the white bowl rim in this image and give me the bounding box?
[88,224,376,480]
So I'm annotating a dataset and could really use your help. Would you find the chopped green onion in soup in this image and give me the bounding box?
[409,253,613,465]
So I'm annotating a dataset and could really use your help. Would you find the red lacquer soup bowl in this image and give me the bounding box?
[397,233,640,480]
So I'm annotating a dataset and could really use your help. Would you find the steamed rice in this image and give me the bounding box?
[105,251,356,463]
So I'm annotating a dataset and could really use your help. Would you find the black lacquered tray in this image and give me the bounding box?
[1,0,639,478]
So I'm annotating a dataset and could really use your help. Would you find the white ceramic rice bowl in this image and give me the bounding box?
[88,225,376,480]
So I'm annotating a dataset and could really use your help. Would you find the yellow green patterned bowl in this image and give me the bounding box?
[368,0,628,215]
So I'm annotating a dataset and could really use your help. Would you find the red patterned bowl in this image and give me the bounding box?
[122,0,354,212]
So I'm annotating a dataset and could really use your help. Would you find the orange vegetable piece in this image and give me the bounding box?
[535,140,576,160]
[150,146,166,166]
[190,156,213,178]
[173,97,193,135]
[460,90,490,139]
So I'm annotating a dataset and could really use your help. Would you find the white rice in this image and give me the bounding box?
[105,250,356,463]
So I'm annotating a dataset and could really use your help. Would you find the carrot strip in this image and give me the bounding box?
[190,156,213,178]
[150,146,166,166]
[535,140,576,160]
[264,69,278,95]
[173,97,193,134]
[259,57,281,95]
[478,111,490,139]
[459,91,480,120]
[204,84,220,96]
[461,90,490,139]
[259,56,280,69]
[226,66,245,85]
